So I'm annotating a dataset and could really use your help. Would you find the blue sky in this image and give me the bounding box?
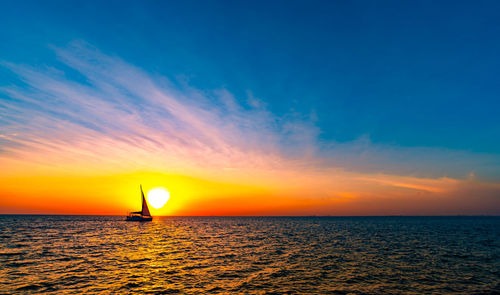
[1,0,499,181]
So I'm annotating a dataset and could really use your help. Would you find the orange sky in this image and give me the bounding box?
[1,162,499,215]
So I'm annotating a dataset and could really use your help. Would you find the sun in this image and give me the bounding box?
[147,187,170,209]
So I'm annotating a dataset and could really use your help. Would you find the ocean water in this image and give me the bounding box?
[0,216,499,294]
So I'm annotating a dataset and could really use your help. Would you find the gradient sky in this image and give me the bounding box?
[1,0,499,215]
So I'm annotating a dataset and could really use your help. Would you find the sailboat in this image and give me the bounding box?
[126,185,153,221]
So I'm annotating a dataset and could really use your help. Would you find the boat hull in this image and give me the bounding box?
[125,215,152,221]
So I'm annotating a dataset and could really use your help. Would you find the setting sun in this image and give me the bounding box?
[147,187,170,209]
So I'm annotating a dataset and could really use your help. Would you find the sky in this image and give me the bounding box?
[0,0,499,215]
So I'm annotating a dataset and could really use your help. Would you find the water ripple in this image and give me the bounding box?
[0,216,499,294]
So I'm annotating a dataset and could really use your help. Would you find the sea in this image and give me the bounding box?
[0,216,499,294]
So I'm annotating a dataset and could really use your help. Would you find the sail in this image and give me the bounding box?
[140,185,151,216]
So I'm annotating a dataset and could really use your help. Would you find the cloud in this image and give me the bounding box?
[0,42,306,177]
[0,41,499,213]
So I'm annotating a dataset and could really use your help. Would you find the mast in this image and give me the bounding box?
[140,185,151,217]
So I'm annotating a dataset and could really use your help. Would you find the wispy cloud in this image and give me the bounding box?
[1,41,499,214]
[1,44,277,172]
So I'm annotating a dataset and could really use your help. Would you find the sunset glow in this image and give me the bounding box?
[0,2,499,216]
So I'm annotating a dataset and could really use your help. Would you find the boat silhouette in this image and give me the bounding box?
[126,185,153,221]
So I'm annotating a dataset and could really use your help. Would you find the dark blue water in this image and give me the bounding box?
[1,216,499,294]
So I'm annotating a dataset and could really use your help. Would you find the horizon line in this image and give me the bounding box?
[1,214,499,217]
